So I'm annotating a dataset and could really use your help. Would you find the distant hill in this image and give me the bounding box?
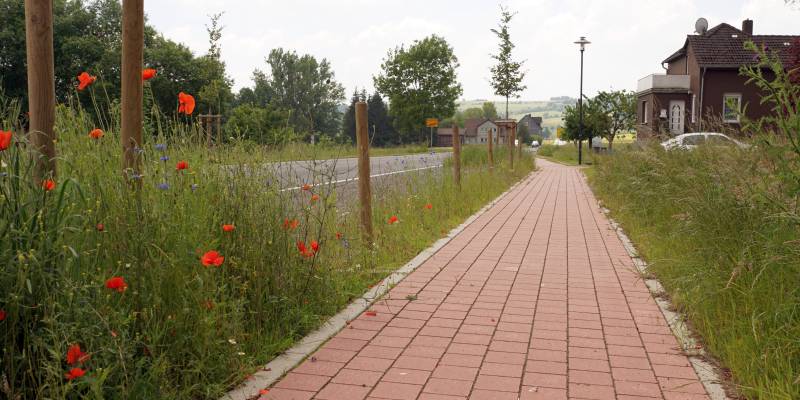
[457,98,576,135]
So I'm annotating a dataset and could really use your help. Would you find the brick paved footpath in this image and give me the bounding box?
[261,159,710,400]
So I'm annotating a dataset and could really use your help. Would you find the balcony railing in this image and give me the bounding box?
[637,74,690,93]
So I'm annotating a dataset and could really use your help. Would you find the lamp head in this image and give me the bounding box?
[574,36,590,50]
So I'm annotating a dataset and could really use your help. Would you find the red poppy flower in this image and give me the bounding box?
[222,224,235,232]
[142,68,157,81]
[105,276,128,293]
[66,344,90,365]
[0,130,11,151]
[335,232,342,240]
[301,183,312,191]
[310,240,319,253]
[283,218,299,230]
[259,389,270,395]
[42,179,56,191]
[89,128,104,139]
[178,92,195,115]
[297,241,307,254]
[425,203,433,210]
[64,367,86,380]
[310,194,320,202]
[77,72,96,91]
[203,299,214,310]
[0,309,6,321]
[388,215,398,224]
[96,223,105,232]
[201,250,224,267]
[176,161,188,171]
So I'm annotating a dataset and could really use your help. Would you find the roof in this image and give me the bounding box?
[663,23,800,67]
[520,114,543,124]
[464,118,487,137]
[436,127,456,136]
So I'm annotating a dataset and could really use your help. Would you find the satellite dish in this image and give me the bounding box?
[695,18,709,35]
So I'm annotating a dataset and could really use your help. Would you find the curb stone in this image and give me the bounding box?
[602,207,732,400]
[221,172,533,400]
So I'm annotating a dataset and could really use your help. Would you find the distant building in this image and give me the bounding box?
[435,127,462,147]
[518,114,543,138]
[636,18,799,138]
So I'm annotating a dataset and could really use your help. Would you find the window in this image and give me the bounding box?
[706,134,732,145]
[722,93,742,123]
[682,134,705,146]
[641,101,648,124]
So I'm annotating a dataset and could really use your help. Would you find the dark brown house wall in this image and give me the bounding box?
[700,68,774,126]
[667,56,687,75]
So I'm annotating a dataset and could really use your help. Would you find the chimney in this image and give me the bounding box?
[742,19,753,36]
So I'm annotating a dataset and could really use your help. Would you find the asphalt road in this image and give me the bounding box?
[268,152,452,192]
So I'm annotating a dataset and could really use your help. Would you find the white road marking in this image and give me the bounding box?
[279,164,443,192]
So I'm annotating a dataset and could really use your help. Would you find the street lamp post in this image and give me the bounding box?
[574,36,590,165]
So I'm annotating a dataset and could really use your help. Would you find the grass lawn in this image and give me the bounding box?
[0,94,533,399]
[588,143,799,399]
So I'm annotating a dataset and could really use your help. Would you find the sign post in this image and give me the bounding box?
[425,118,438,147]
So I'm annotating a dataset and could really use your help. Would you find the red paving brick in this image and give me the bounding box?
[263,160,708,399]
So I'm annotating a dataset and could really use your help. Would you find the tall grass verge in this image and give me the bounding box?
[0,94,533,399]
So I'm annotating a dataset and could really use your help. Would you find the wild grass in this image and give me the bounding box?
[0,94,533,399]
[588,143,799,399]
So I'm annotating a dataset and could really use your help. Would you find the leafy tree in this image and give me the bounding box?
[374,35,462,143]
[251,48,345,137]
[463,107,485,120]
[562,98,608,144]
[482,101,499,120]
[196,13,234,116]
[226,103,291,144]
[489,5,526,119]
[593,90,636,150]
[517,123,530,144]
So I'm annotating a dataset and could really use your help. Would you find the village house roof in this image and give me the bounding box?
[663,22,800,68]
[464,118,488,137]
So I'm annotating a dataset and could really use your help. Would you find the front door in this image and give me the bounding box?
[669,101,685,135]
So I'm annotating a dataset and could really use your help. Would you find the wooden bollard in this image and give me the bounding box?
[25,0,57,182]
[508,125,515,171]
[487,129,494,172]
[452,125,461,189]
[355,102,373,244]
[121,0,144,181]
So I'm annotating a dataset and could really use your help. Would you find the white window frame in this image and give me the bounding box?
[722,93,742,123]
[641,100,648,124]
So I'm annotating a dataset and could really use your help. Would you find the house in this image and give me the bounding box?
[518,114,543,137]
[636,18,799,138]
[463,118,484,144]
[435,127,462,147]
[477,120,501,144]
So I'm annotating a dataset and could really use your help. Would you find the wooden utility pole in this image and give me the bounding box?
[25,0,57,182]
[487,130,494,172]
[355,102,373,244]
[121,0,144,181]
[452,125,461,189]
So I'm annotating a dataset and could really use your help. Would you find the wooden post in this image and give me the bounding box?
[121,0,144,181]
[215,114,221,145]
[487,129,494,172]
[508,125,515,171]
[25,0,57,182]
[355,102,373,244]
[452,125,461,189]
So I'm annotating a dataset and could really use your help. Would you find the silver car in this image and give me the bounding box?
[661,132,748,150]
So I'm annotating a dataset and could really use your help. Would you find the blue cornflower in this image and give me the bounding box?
[154,143,167,151]
[342,239,350,249]
[157,182,169,190]
[134,146,144,154]
[160,155,169,162]
[191,184,199,191]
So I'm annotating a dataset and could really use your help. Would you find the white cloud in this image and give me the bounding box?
[143,0,800,101]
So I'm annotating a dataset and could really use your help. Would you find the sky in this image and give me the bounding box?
[144,0,800,102]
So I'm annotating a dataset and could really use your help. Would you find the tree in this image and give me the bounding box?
[463,107,485,120]
[490,5,526,119]
[252,48,345,137]
[196,13,234,116]
[342,88,366,143]
[594,90,636,150]
[367,92,396,146]
[226,103,291,145]
[561,98,608,144]
[374,35,462,143]
[482,101,499,120]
